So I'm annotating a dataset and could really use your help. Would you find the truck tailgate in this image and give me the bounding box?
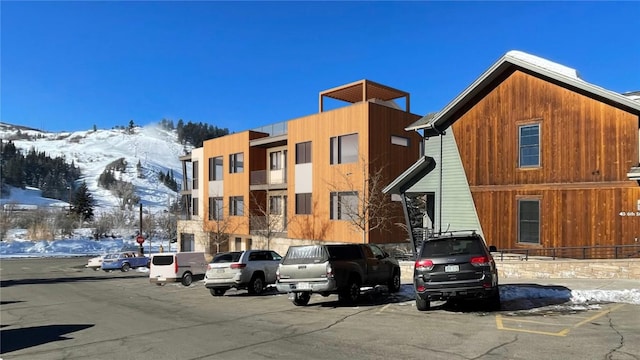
[278,262,328,281]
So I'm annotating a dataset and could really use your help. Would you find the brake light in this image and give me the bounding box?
[276,268,280,281]
[470,256,490,266]
[326,264,334,278]
[174,258,178,274]
[415,259,434,271]
[230,263,246,269]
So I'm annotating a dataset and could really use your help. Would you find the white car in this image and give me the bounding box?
[86,255,105,270]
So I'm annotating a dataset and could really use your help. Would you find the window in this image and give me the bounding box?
[229,153,244,173]
[270,151,282,170]
[295,193,312,215]
[180,233,194,252]
[519,124,540,167]
[296,141,312,164]
[330,133,358,164]
[192,197,199,216]
[391,135,409,147]
[230,196,244,216]
[209,197,223,220]
[209,157,223,180]
[330,191,358,220]
[192,161,199,190]
[518,199,540,244]
[269,195,283,215]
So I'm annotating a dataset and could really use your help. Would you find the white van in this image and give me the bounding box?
[149,252,207,286]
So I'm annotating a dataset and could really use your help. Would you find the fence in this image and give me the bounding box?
[495,244,640,261]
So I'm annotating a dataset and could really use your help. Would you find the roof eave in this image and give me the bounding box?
[406,52,640,135]
[383,156,436,195]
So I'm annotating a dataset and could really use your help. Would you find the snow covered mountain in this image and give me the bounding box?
[0,122,192,214]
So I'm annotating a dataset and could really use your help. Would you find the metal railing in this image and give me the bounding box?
[494,244,640,261]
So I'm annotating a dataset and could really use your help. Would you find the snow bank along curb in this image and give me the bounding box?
[399,259,640,281]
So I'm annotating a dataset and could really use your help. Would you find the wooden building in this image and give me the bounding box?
[385,51,640,254]
[178,80,422,256]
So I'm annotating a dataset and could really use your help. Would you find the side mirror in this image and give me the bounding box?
[489,245,497,252]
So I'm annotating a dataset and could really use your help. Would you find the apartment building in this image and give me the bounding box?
[177,80,423,257]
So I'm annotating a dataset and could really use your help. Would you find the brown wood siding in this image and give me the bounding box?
[288,103,370,242]
[452,70,640,249]
[287,102,421,243]
[473,186,640,249]
[202,132,252,235]
[453,70,638,186]
[367,103,422,243]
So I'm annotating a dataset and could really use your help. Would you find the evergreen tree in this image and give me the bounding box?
[72,181,94,221]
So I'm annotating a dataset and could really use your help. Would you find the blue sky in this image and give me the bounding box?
[2,1,639,133]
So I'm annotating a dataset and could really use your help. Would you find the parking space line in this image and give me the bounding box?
[496,304,625,337]
[377,304,391,314]
[572,304,625,328]
[496,315,569,337]
[498,318,568,326]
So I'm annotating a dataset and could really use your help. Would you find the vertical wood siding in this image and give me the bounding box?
[287,102,421,243]
[452,70,640,249]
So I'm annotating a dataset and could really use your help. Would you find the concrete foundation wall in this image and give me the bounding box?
[399,259,640,282]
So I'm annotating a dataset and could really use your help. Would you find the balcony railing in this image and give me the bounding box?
[250,169,287,186]
[249,215,287,234]
[252,121,287,136]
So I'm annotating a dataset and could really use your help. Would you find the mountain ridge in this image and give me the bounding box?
[0,122,192,214]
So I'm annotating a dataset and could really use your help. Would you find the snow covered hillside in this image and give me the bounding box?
[0,122,191,213]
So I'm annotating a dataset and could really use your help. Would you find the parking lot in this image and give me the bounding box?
[1,257,639,360]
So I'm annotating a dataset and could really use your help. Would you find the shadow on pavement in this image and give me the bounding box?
[0,324,94,354]
[0,274,147,288]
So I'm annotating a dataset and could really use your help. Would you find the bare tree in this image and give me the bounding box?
[0,208,13,241]
[156,211,177,250]
[249,191,292,249]
[289,198,330,241]
[326,157,395,243]
[111,181,140,210]
[201,200,240,256]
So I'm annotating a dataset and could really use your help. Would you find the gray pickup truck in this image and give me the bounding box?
[275,243,401,306]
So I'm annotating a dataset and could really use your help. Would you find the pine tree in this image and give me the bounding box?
[72,181,95,221]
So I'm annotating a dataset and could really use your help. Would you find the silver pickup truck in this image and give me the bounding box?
[275,243,401,306]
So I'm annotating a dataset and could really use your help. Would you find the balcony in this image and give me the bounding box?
[249,215,288,235]
[250,169,287,190]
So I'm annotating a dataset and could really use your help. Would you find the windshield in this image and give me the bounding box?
[212,252,242,263]
[104,254,119,259]
[282,246,328,265]
[421,238,484,257]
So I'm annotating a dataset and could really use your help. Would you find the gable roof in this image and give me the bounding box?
[407,50,640,136]
[382,156,436,194]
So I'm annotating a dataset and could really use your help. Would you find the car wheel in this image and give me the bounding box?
[486,289,501,311]
[388,269,401,293]
[210,288,226,296]
[121,263,130,272]
[181,272,193,286]
[416,295,430,311]
[338,278,360,304]
[292,292,311,306]
[247,275,265,295]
